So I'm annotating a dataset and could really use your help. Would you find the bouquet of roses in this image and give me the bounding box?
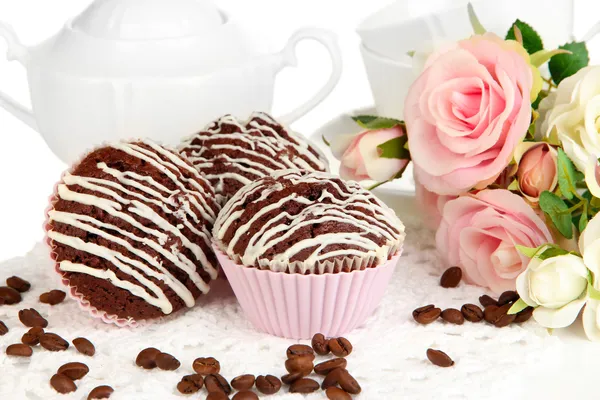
[325,5,600,340]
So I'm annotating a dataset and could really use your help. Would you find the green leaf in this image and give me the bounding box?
[515,245,539,259]
[579,212,589,232]
[508,179,520,191]
[588,284,600,301]
[530,49,572,68]
[505,20,543,54]
[539,191,573,239]
[467,3,486,34]
[549,42,590,85]
[352,115,404,130]
[538,246,570,260]
[508,298,531,315]
[322,135,330,147]
[557,148,581,200]
[377,136,410,159]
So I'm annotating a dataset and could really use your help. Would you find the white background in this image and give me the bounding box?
[0,0,598,262]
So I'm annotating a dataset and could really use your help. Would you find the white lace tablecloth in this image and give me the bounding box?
[0,193,569,399]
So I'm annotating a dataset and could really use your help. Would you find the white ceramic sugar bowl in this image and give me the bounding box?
[0,0,342,163]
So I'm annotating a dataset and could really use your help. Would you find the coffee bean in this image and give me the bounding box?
[440,266,462,288]
[515,306,534,323]
[232,391,258,400]
[483,303,511,325]
[311,333,330,355]
[58,362,89,380]
[426,348,454,367]
[6,276,30,293]
[206,392,229,400]
[177,374,204,394]
[193,357,220,375]
[39,332,69,351]
[337,369,361,394]
[289,378,320,394]
[0,286,22,304]
[412,304,442,324]
[73,337,95,356]
[329,337,352,357]
[256,375,281,395]
[39,290,66,305]
[441,308,464,325]
[281,372,303,385]
[18,308,48,328]
[155,352,180,371]
[0,320,7,336]
[22,327,44,345]
[6,343,32,357]
[50,374,77,394]
[461,304,483,322]
[231,374,255,391]
[326,387,352,400]
[494,312,516,328]
[322,368,344,390]
[314,358,347,376]
[136,347,161,369]
[87,385,114,399]
[284,356,313,376]
[287,344,315,360]
[479,294,498,308]
[498,290,519,306]
[205,374,232,395]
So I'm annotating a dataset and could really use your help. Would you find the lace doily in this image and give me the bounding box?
[0,205,561,399]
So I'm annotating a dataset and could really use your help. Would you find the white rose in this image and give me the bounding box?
[516,252,588,328]
[579,212,600,340]
[539,66,600,172]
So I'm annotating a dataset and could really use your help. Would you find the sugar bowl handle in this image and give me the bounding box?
[0,22,37,131]
[275,28,342,124]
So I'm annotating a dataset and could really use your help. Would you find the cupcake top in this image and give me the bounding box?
[179,112,329,203]
[46,140,221,321]
[213,170,405,274]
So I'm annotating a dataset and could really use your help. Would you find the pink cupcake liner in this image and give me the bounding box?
[213,243,402,340]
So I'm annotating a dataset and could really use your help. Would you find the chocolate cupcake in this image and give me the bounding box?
[179,112,328,203]
[212,170,405,339]
[45,140,221,326]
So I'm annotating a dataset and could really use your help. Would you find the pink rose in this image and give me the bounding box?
[515,142,558,203]
[437,189,553,294]
[331,125,409,182]
[404,33,536,195]
[415,179,455,230]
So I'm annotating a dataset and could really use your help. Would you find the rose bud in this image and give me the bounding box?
[514,142,558,203]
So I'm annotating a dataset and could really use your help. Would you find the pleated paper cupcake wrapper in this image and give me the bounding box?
[213,243,402,340]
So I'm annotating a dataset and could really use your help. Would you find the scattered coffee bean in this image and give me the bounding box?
[136,347,161,369]
[39,332,69,351]
[314,358,347,376]
[50,373,77,394]
[440,266,462,288]
[287,344,315,360]
[206,392,229,400]
[231,374,255,391]
[22,327,44,346]
[461,304,484,322]
[39,290,66,305]
[0,297,4,305]
[479,294,498,308]
[0,320,7,336]
[155,352,180,371]
[329,337,352,357]
[6,276,31,293]
[6,343,32,357]
[311,333,330,355]
[441,308,464,325]
[515,306,534,323]
[284,356,313,377]
[412,304,442,324]
[256,375,282,395]
[177,374,204,394]
[57,362,89,380]
[290,378,320,394]
[494,311,516,328]
[322,368,344,390]
[426,348,454,367]
[484,303,512,326]
[232,391,258,400]
[0,286,22,304]
[73,337,95,356]
[87,385,114,399]
[337,369,361,394]
[326,387,352,400]
[193,357,220,375]
[281,372,303,385]
[497,290,519,306]
[205,374,232,395]
[18,308,48,328]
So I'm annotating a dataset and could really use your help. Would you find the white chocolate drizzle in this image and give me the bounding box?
[213,170,405,274]
[47,140,220,315]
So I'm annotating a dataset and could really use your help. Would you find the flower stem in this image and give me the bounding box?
[367,180,391,191]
